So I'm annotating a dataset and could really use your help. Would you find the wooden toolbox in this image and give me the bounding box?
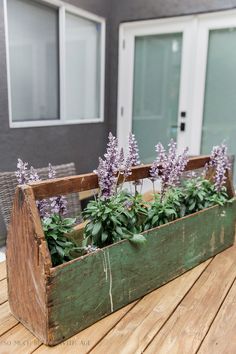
[6,156,236,345]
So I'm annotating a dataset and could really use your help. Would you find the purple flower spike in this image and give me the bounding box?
[128,133,141,167]
[36,199,50,219]
[119,148,125,172]
[48,163,56,179]
[29,167,40,182]
[150,143,167,182]
[123,155,132,178]
[104,132,120,174]
[150,139,189,199]
[123,200,133,209]
[51,196,68,216]
[127,133,141,188]
[15,158,29,185]
[95,133,120,199]
[119,148,132,178]
[206,144,231,192]
[29,167,49,218]
[48,164,68,216]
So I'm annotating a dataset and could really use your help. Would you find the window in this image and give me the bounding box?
[5,0,105,127]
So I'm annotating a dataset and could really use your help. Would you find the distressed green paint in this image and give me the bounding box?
[47,201,236,345]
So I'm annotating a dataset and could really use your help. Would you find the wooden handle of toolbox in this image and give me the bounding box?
[27,156,211,199]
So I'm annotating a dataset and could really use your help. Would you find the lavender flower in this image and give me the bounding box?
[205,144,231,192]
[128,133,141,167]
[150,143,167,182]
[119,148,132,178]
[123,200,134,209]
[187,171,198,179]
[51,196,68,216]
[48,163,56,179]
[29,167,50,218]
[127,133,141,189]
[15,160,49,218]
[48,164,68,216]
[29,166,40,182]
[119,148,125,169]
[15,159,29,184]
[95,133,119,199]
[104,132,120,173]
[150,139,189,199]
[123,155,132,178]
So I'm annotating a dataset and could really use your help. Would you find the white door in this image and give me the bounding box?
[117,16,197,162]
[118,10,236,175]
[192,11,236,161]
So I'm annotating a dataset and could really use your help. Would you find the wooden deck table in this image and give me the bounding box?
[1,239,236,354]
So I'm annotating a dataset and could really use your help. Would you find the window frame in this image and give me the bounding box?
[4,0,106,128]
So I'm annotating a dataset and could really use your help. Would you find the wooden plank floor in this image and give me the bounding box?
[1,241,236,354]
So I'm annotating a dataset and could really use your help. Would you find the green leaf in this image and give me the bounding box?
[165,209,176,217]
[86,222,94,232]
[151,215,159,226]
[115,226,123,236]
[129,234,147,244]
[118,214,127,224]
[111,216,119,225]
[82,237,89,247]
[144,223,151,231]
[55,245,65,258]
[49,233,58,240]
[63,218,76,226]
[180,205,186,218]
[189,201,196,211]
[43,217,53,226]
[101,232,108,242]
[92,222,102,237]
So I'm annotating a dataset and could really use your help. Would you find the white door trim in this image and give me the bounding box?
[117,15,196,152]
[117,9,236,155]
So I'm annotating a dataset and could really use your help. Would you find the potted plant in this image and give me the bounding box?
[6,135,236,345]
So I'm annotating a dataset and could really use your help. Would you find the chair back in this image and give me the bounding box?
[0,162,82,229]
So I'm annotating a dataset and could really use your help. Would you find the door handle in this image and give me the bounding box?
[171,123,186,132]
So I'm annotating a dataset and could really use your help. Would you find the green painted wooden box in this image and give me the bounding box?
[6,156,236,346]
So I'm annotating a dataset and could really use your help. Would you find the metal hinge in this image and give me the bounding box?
[122,39,125,49]
[121,106,124,116]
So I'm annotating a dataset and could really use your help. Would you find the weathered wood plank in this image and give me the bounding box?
[31,156,211,200]
[144,241,236,354]
[7,188,49,343]
[0,261,6,281]
[0,279,7,305]
[0,301,18,336]
[33,301,138,354]
[198,278,236,354]
[225,169,236,198]
[79,189,98,201]
[0,324,42,354]
[46,202,236,345]
[89,260,212,354]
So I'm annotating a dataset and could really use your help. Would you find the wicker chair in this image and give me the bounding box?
[0,162,83,231]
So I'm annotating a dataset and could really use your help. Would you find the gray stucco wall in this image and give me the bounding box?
[108,0,236,133]
[0,0,111,243]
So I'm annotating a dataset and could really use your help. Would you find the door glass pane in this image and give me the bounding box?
[7,0,59,121]
[65,12,101,120]
[201,28,236,181]
[132,33,182,163]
